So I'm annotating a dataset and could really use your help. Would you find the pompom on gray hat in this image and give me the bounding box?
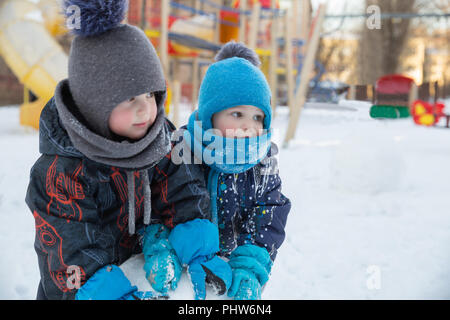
[63,0,166,139]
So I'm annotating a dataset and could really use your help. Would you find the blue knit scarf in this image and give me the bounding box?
[185,111,271,224]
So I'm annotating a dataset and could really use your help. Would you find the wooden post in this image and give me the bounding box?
[239,0,248,44]
[194,0,201,13]
[213,0,221,44]
[292,0,303,75]
[292,0,300,39]
[408,82,418,110]
[172,80,181,128]
[348,85,356,100]
[269,0,278,115]
[367,84,374,103]
[191,56,199,111]
[248,2,261,50]
[284,11,294,111]
[443,77,448,99]
[160,0,170,78]
[191,0,200,109]
[372,84,376,104]
[283,4,326,147]
[300,0,311,55]
[140,0,147,30]
[433,81,438,104]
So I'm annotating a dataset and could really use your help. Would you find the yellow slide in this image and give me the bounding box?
[0,0,68,129]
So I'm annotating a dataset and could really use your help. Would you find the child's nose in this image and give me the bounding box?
[240,122,249,131]
[241,123,256,132]
[241,123,258,137]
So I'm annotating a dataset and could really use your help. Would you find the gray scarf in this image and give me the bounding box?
[55,80,171,234]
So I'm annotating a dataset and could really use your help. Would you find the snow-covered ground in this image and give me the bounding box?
[1,99,449,300]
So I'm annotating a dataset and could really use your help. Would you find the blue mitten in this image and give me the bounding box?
[227,244,272,300]
[229,269,262,300]
[169,219,232,300]
[141,224,182,294]
[75,265,166,300]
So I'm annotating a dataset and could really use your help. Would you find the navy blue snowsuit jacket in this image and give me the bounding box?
[25,99,210,300]
[175,127,291,261]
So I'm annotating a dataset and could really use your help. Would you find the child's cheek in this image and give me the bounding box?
[217,118,239,137]
[122,109,136,129]
[110,109,133,134]
[150,102,158,124]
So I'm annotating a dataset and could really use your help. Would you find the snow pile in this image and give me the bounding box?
[329,127,405,194]
[120,254,231,300]
[1,101,450,300]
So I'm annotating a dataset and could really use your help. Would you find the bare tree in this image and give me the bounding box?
[358,0,417,85]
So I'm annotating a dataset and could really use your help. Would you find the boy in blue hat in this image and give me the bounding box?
[169,42,291,300]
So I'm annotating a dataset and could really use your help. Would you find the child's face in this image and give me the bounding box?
[211,105,265,138]
[108,92,158,140]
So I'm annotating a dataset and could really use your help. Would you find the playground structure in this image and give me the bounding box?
[411,100,448,127]
[0,0,328,145]
[367,74,448,128]
[0,0,68,129]
[126,0,326,145]
[370,74,417,119]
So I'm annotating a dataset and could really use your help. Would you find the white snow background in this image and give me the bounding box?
[1,99,449,299]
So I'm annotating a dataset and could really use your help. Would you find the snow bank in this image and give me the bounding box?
[329,127,406,194]
[1,101,450,300]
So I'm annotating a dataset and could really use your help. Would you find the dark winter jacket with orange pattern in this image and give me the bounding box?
[25,97,210,300]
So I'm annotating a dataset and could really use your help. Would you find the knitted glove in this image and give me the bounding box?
[141,224,182,294]
[227,244,272,300]
[75,265,166,300]
[169,219,232,300]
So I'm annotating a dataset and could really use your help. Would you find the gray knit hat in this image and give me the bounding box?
[59,0,170,234]
[65,0,166,139]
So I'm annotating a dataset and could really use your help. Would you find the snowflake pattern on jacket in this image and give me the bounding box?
[174,127,291,262]
[208,144,291,261]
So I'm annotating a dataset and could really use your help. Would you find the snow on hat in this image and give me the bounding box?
[197,41,272,131]
[63,0,166,139]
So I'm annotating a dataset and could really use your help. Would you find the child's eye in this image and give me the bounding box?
[253,115,264,122]
[129,97,135,102]
[146,92,154,98]
[231,112,242,118]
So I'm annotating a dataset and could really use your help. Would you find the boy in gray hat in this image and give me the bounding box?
[25,0,210,300]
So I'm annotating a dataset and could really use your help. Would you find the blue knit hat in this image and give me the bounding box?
[197,43,272,131]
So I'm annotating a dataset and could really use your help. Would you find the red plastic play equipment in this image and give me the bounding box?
[370,74,416,119]
[232,0,280,8]
[411,100,447,127]
[228,0,281,44]
[376,74,415,96]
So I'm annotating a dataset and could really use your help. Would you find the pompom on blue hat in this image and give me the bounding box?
[196,42,272,131]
